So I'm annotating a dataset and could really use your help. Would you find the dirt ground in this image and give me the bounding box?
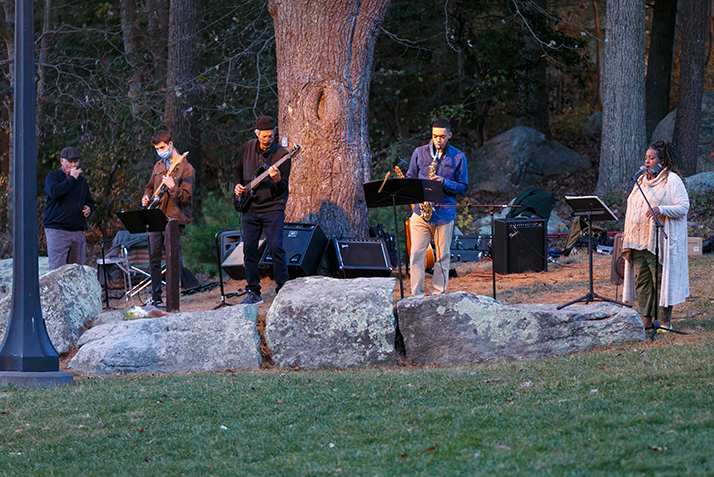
[91,249,714,370]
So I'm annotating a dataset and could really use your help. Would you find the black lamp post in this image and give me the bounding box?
[0,0,73,387]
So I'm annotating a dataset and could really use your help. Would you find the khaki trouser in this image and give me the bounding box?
[409,213,454,296]
[631,249,672,322]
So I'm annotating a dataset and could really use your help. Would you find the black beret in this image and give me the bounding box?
[255,115,276,131]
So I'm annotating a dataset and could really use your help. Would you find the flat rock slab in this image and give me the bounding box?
[0,264,101,354]
[266,276,397,369]
[397,292,645,365]
[68,305,261,374]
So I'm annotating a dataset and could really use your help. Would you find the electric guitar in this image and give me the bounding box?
[393,165,435,271]
[234,145,301,213]
[147,151,189,209]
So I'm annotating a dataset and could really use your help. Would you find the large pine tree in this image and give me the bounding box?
[269,0,390,239]
[596,0,646,195]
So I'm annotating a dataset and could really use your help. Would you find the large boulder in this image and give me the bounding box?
[0,264,102,354]
[397,292,644,366]
[266,276,397,369]
[68,305,261,374]
[469,126,591,193]
[0,257,50,296]
[685,171,714,195]
[651,91,714,173]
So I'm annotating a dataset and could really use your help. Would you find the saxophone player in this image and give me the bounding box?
[405,119,469,296]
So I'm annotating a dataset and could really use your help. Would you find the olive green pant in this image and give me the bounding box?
[630,249,672,323]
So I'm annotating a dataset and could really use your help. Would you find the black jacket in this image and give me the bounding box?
[232,139,291,213]
[44,168,94,231]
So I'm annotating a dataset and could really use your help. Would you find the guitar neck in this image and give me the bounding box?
[152,152,188,198]
[246,146,300,191]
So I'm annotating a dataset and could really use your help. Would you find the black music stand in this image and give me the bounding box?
[116,209,169,304]
[557,196,630,309]
[363,176,443,299]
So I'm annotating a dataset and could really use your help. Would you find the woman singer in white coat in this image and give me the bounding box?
[622,140,689,330]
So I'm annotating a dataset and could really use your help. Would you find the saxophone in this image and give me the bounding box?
[420,155,439,221]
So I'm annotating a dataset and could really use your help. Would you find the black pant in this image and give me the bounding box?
[242,210,289,294]
[148,225,184,304]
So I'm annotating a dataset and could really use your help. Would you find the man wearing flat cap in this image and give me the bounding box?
[44,146,95,270]
[232,115,291,305]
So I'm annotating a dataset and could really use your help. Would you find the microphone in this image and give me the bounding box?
[631,166,647,181]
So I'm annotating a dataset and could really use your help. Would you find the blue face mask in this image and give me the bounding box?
[156,147,172,160]
[647,163,663,178]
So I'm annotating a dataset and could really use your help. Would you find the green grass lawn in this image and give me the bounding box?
[1,338,713,476]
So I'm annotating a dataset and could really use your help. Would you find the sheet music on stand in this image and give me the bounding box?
[564,195,618,222]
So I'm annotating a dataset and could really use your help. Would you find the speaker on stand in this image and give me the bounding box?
[492,218,547,274]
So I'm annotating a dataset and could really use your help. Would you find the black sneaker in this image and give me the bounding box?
[241,291,263,305]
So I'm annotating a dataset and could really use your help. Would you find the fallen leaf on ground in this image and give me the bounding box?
[422,444,438,453]
[496,444,511,451]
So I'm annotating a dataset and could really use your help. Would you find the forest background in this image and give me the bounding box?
[0,0,712,274]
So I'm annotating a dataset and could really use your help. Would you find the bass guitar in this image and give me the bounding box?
[393,166,435,271]
[234,145,301,213]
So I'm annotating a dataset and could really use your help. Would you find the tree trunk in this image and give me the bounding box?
[596,0,646,195]
[514,0,550,138]
[146,0,169,89]
[165,0,204,208]
[269,0,390,239]
[120,0,145,117]
[673,0,707,176]
[645,0,677,140]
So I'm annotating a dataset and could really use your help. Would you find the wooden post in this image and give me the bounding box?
[165,219,180,312]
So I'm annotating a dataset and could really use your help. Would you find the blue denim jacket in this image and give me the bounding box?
[406,141,469,225]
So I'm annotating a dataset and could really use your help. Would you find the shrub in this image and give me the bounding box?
[182,190,242,275]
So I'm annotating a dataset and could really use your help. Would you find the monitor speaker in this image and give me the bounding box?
[493,218,547,274]
[328,238,393,278]
[221,238,266,280]
[220,230,242,261]
[259,223,328,278]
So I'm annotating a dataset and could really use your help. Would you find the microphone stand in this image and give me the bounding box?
[631,174,689,341]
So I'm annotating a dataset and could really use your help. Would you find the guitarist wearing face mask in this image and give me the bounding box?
[232,115,291,305]
[141,130,195,307]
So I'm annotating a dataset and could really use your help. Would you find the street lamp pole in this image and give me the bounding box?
[0,0,73,387]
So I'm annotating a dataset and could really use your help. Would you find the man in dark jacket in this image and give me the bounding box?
[232,115,291,305]
[142,130,195,306]
[44,146,95,271]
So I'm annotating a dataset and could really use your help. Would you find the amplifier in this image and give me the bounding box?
[493,218,547,274]
[328,238,393,278]
[260,223,328,278]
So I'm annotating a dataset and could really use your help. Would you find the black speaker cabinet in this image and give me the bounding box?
[260,223,328,278]
[328,238,393,278]
[493,218,547,274]
[222,238,267,280]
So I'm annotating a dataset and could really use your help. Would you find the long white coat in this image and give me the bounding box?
[622,170,690,307]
